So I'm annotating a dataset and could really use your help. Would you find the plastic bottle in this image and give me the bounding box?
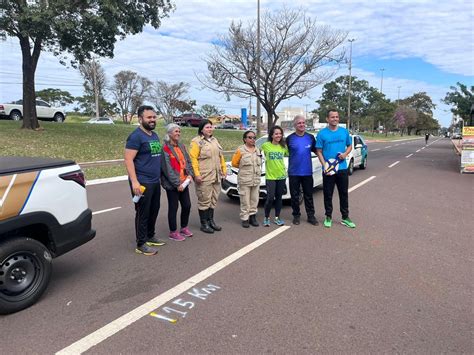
[132,185,146,203]
[179,176,191,190]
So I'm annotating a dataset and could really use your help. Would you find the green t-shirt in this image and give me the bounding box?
[261,142,288,180]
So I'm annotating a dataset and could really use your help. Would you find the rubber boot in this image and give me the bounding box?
[208,208,222,231]
[199,209,214,234]
[249,214,259,227]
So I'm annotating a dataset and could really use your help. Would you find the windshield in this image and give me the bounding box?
[256,136,267,149]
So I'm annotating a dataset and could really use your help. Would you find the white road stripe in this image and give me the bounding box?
[388,161,400,168]
[87,175,128,186]
[405,154,413,158]
[348,176,376,193]
[385,146,392,148]
[56,226,291,355]
[421,146,425,149]
[416,149,421,152]
[92,207,122,215]
[371,148,381,152]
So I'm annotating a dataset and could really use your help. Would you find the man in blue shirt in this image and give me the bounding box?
[125,105,165,255]
[286,115,318,225]
[315,109,356,229]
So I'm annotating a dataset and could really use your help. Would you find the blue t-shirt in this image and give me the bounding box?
[315,127,351,170]
[125,128,162,183]
[286,132,316,176]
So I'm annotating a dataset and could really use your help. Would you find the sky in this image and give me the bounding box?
[0,0,473,128]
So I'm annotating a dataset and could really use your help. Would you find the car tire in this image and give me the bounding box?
[0,237,52,315]
[10,110,22,121]
[53,113,64,123]
[348,159,354,176]
[360,156,367,169]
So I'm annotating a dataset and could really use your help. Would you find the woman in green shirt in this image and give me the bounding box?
[261,125,288,226]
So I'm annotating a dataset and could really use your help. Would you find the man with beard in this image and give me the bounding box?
[125,105,165,255]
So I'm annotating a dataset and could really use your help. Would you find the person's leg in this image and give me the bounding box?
[274,179,285,218]
[323,174,336,218]
[264,180,276,218]
[301,175,316,219]
[196,183,214,233]
[166,189,179,232]
[239,185,251,221]
[179,187,191,229]
[208,181,222,231]
[289,175,301,217]
[248,184,260,226]
[146,183,161,240]
[336,170,349,219]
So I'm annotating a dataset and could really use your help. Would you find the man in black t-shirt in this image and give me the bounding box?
[125,105,164,256]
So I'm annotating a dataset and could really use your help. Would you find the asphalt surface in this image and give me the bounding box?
[1,137,472,354]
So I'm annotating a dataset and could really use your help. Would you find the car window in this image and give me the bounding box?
[256,136,267,149]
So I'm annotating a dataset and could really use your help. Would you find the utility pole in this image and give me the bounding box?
[379,68,385,94]
[256,0,262,135]
[93,59,99,118]
[305,104,309,119]
[347,38,355,131]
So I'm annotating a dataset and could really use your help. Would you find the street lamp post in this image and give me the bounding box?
[347,38,355,131]
[379,68,385,94]
[256,0,262,135]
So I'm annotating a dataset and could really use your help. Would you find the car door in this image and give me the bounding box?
[311,152,323,187]
[36,100,50,118]
[352,135,362,165]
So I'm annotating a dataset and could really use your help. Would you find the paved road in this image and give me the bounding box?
[1,138,472,354]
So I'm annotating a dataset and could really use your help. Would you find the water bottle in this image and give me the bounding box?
[132,185,146,203]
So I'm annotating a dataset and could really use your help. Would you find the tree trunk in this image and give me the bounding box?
[19,35,41,130]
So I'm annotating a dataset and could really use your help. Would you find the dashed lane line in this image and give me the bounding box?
[56,226,290,355]
[405,154,413,158]
[92,207,122,215]
[348,176,376,193]
[416,149,421,153]
[371,148,381,152]
[388,161,400,168]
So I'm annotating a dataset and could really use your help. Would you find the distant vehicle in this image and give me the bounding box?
[220,122,237,129]
[86,117,115,125]
[173,113,205,127]
[452,132,462,139]
[0,99,66,122]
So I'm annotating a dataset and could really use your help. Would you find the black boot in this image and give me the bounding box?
[208,208,222,231]
[249,214,259,227]
[199,209,214,234]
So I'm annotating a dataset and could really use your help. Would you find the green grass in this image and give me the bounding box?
[0,120,248,179]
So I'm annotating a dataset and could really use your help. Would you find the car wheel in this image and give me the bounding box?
[10,110,22,121]
[348,159,354,175]
[360,156,367,169]
[53,113,64,123]
[0,238,52,315]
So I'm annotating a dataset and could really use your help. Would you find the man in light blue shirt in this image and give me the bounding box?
[315,109,356,229]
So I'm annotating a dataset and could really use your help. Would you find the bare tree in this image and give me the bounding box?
[110,70,152,122]
[79,60,107,117]
[152,81,190,123]
[201,7,347,128]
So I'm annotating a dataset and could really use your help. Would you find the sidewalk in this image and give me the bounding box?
[451,139,462,155]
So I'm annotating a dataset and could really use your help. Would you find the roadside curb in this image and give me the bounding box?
[451,139,462,156]
[87,175,128,186]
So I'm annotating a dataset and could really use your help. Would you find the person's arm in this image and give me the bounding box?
[310,134,318,154]
[124,148,141,196]
[189,140,202,184]
[338,132,353,160]
[316,148,325,167]
[220,153,227,176]
[231,149,242,168]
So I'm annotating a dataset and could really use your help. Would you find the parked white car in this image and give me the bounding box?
[221,133,368,202]
[0,99,66,122]
[86,117,115,125]
[221,135,323,203]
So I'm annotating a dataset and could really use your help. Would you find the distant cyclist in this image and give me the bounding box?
[425,133,429,145]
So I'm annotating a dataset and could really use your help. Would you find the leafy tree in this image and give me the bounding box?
[201,7,347,129]
[400,92,439,134]
[152,81,191,123]
[76,94,117,117]
[35,88,74,107]
[199,104,224,117]
[443,82,473,125]
[109,70,152,123]
[364,90,396,135]
[316,76,379,128]
[0,0,174,129]
[394,105,417,136]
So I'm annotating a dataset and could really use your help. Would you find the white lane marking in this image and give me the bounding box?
[385,145,392,148]
[371,148,381,152]
[421,146,425,149]
[388,161,400,168]
[56,226,291,355]
[394,144,400,146]
[92,207,122,215]
[0,174,17,207]
[416,149,421,153]
[405,154,413,158]
[348,176,376,193]
[87,175,128,186]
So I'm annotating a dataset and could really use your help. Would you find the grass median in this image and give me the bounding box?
[0,119,246,180]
